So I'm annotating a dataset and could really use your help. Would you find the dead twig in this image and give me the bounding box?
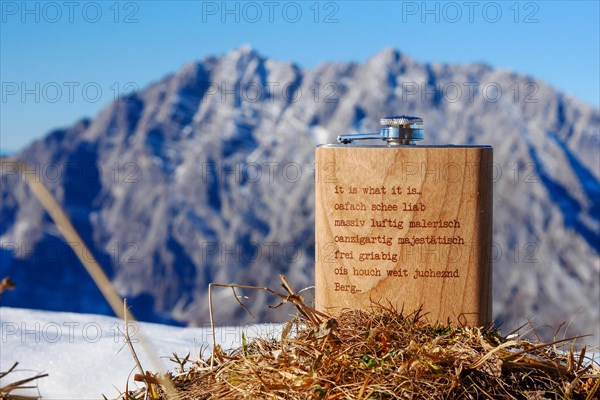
[0,362,48,399]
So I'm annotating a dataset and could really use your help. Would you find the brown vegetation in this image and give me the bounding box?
[122,278,599,400]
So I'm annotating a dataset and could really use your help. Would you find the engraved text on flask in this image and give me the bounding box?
[315,115,493,326]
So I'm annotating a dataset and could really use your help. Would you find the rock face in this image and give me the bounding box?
[1,47,598,341]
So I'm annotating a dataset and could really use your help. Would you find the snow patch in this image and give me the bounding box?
[311,126,331,144]
[0,307,281,399]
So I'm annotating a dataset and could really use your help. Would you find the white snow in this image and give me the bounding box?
[0,307,282,399]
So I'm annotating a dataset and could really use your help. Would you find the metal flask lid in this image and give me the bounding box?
[337,115,424,145]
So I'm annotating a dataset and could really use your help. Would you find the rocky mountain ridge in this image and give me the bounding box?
[1,47,598,342]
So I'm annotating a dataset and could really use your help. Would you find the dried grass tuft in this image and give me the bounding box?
[121,279,599,400]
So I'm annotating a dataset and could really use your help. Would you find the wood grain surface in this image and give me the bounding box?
[315,145,493,326]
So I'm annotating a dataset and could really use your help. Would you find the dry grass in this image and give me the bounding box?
[0,362,48,400]
[120,279,599,400]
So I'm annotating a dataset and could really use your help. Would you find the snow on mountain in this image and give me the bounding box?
[0,47,598,344]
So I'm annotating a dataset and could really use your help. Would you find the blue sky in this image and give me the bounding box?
[1,0,599,152]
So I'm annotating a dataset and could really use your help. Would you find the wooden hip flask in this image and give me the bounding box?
[315,116,493,326]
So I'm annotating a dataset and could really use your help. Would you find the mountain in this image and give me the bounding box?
[1,47,598,342]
